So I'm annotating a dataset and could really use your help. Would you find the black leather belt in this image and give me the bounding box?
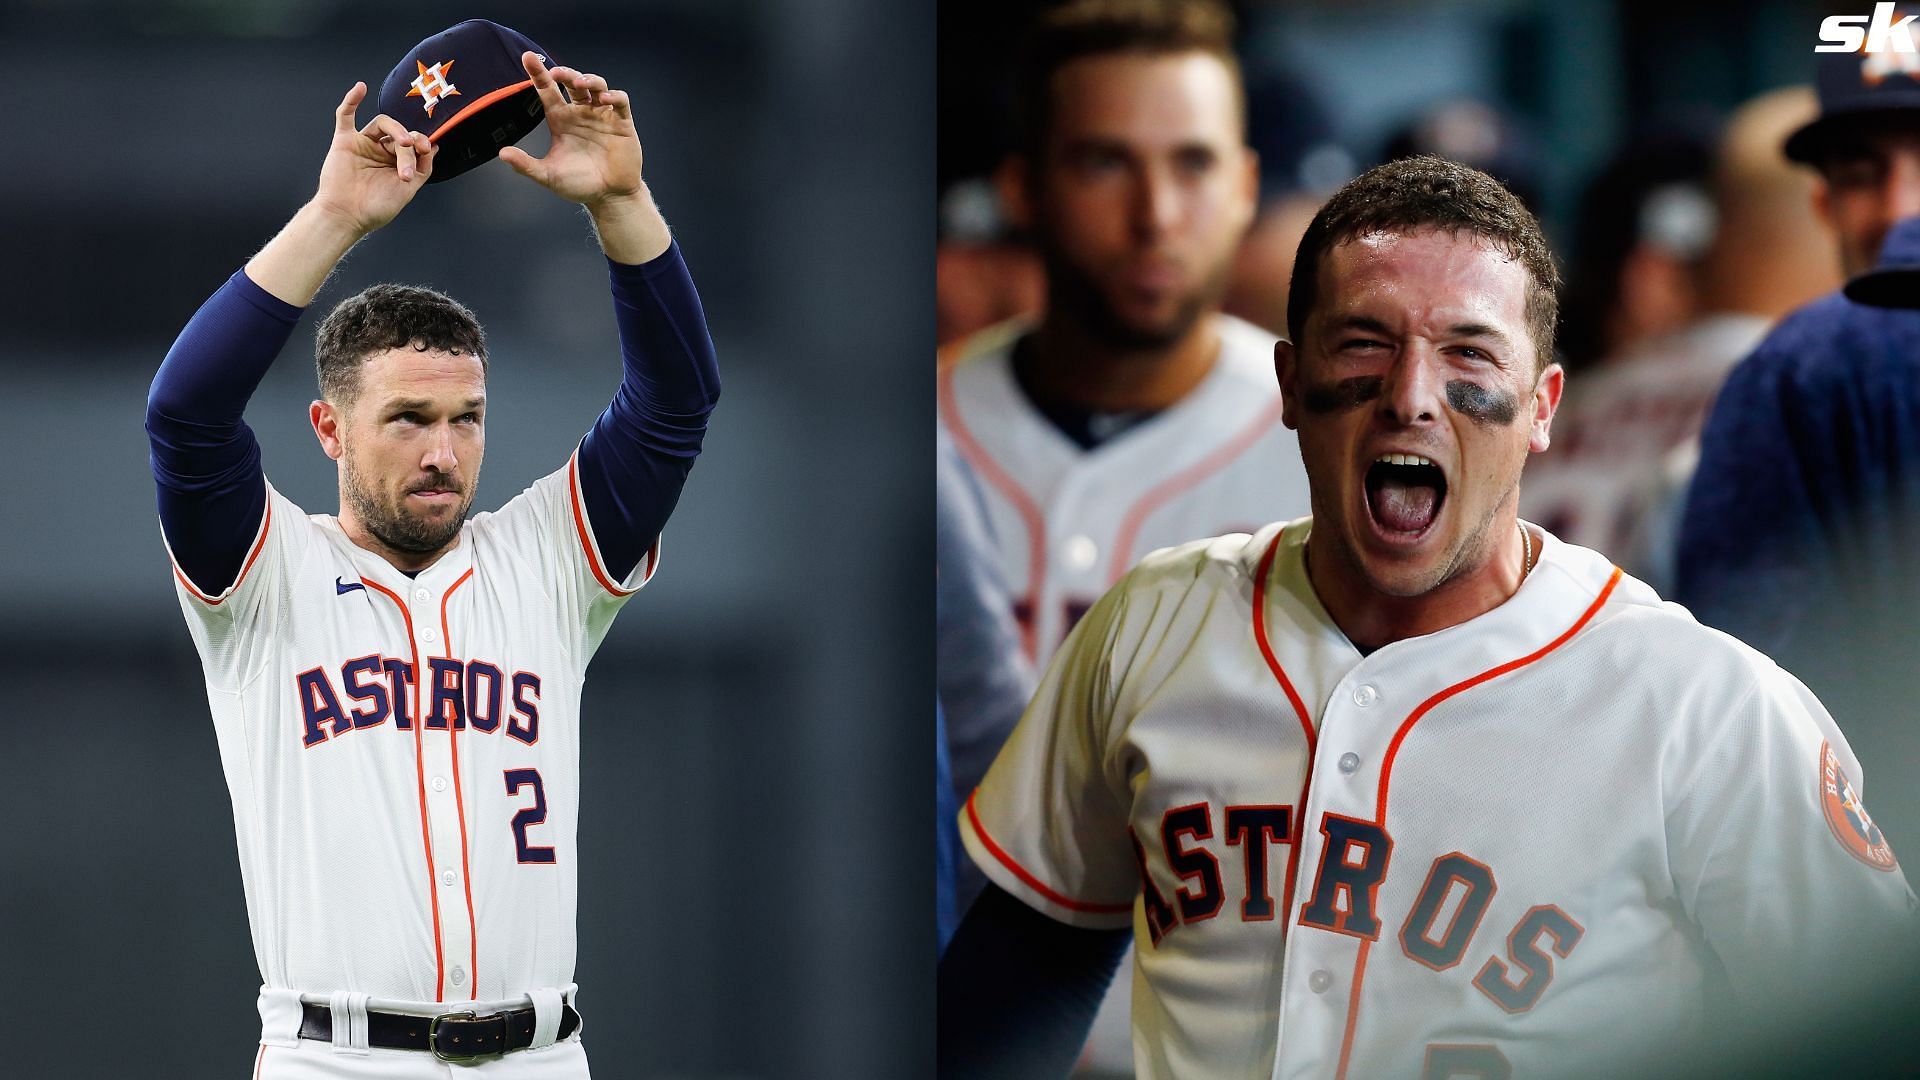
[298,1001,581,1061]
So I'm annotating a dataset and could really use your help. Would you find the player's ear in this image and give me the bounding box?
[1811,175,1833,229]
[311,399,346,461]
[1528,361,1564,454]
[1276,338,1299,430]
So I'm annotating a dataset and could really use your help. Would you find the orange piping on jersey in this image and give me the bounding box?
[936,339,967,372]
[1251,529,1318,940]
[939,365,1047,660]
[1374,567,1623,820]
[1332,564,1624,1080]
[1332,937,1372,1077]
[361,577,447,1002]
[253,1044,266,1079]
[425,80,535,148]
[567,452,644,597]
[172,499,273,605]
[1107,396,1288,581]
[965,789,1133,915]
[440,568,480,1001]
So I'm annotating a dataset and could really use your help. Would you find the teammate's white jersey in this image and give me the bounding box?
[937,314,1309,668]
[167,452,655,1031]
[962,520,1915,1080]
[1520,313,1769,591]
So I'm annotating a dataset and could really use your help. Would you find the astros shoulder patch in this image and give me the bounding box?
[1821,741,1899,871]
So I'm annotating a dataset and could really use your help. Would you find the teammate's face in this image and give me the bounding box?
[1815,127,1920,277]
[316,347,487,566]
[1277,228,1560,600]
[1020,51,1256,349]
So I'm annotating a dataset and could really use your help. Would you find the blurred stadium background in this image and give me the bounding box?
[0,0,930,1076]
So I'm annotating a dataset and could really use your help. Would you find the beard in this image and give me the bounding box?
[344,453,473,557]
[1038,241,1223,352]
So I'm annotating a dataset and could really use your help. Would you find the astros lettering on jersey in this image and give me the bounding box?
[167,451,655,1036]
[938,314,1310,666]
[962,520,1915,1079]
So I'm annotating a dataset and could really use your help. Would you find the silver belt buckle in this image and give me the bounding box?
[428,1010,486,1062]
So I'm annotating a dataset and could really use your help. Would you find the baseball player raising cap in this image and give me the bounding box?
[938,155,1915,1079]
[144,26,720,1074]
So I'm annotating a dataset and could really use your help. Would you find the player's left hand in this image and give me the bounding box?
[499,51,643,209]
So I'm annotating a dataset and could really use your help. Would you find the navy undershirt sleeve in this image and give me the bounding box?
[937,883,1131,1078]
[576,241,721,582]
[146,268,302,596]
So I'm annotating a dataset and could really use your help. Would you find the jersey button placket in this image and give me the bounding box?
[412,600,470,1002]
[1043,475,1099,657]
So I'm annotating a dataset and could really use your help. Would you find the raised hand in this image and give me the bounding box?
[498,52,643,209]
[313,81,438,237]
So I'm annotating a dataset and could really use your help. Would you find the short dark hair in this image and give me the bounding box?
[1013,0,1242,159]
[1287,155,1561,370]
[314,284,488,406]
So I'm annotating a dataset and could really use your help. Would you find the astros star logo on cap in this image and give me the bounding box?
[407,59,460,116]
[378,20,556,182]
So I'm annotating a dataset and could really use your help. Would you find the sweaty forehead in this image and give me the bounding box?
[1047,51,1241,150]
[1314,229,1531,342]
[359,347,487,401]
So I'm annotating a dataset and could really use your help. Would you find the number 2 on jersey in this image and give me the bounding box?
[505,768,556,864]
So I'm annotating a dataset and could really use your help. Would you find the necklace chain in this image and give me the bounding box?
[1519,522,1535,577]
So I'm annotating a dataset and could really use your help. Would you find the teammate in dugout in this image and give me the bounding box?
[144,42,718,1076]
[937,0,1310,671]
[937,156,1916,1079]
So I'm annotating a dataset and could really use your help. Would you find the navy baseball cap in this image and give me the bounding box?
[378,20,555,183]
[1784,32,1920,164]
[1843,214,1920,307]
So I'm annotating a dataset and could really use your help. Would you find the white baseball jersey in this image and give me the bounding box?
[962,519,1915,1079]
[167,451,656,1039]
[937,314,1309,668]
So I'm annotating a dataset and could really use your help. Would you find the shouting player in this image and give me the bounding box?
[938,156,1913,1079]
[145,51,718,1074]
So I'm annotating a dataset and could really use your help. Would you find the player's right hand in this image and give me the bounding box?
[312,81,437,237]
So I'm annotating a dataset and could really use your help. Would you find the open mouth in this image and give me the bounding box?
[1364,453,1446,538]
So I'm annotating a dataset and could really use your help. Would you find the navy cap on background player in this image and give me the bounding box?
[378,19,556,184]
[1843,214,1920,307]
[1783,35,1920,165]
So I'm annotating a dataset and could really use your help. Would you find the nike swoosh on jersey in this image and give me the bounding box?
[335,577,366,595]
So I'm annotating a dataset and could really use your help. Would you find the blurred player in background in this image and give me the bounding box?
[1679,43,1920,858]
[938,426,1036,930]
[937,0,1307,669]
[1524,88,1836,592]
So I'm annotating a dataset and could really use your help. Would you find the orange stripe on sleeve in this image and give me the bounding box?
[173,499,273,606]
[567,452,642,597]
[965,790,1133,916]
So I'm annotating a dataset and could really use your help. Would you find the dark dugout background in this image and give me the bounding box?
[0,0,930,1076]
